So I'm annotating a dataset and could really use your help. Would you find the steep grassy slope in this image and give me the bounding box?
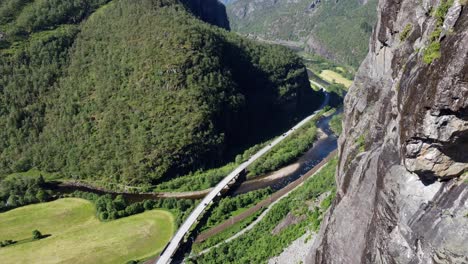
[0,0,321,185]
[226,0,378,67]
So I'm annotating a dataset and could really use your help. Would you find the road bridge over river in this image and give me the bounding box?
[156,90,329,264]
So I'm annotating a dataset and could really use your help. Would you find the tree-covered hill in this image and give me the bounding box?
[0,0,322,185]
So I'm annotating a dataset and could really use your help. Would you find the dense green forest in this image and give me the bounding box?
[0,174,51,210]
[156,109,326,192]
[0,0,322,186]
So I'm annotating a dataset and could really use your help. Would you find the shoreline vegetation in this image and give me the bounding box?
[1,106,341,217]
[1,107,331,200]
[190,156,338,263]
[193,151,337,251]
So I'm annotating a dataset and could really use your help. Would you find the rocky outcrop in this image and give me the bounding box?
[306,0,468,263]
[182,0,230,30]
[308,0,322,11]
[305,35,336,61]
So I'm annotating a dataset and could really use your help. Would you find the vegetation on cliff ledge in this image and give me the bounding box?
[423,0,454,64]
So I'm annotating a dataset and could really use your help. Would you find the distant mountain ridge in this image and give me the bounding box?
[226,0,378,67]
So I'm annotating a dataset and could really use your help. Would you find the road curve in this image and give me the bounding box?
[309,79,326,91]
[156,90,329,264]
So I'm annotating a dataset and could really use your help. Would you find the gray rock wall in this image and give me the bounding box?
[306,0,468,263]
[182,0,230,30]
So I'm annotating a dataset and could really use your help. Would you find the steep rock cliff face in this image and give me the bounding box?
[307,0,468,263]
[182,0,230,30]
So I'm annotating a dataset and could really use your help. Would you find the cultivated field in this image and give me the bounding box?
[319,70,353,88]
[0,198,174,264]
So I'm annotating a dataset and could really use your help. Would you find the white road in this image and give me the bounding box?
[309,79,326,91]
[156,90,329,264]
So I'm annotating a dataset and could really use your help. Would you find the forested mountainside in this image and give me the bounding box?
[226,0,378,67]
[0,0,322,185]
[307,0,468,263]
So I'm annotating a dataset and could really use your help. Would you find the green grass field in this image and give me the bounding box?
[320,70,353,88]
[0,198,175,264]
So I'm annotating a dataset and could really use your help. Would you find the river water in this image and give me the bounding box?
[52,108,339,203]
[233,111,338,194]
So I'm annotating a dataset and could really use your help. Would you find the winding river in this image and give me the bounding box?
[234,111,338,194]
[52,108,339,202]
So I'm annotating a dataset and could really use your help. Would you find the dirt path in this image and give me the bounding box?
[193,150,337,255]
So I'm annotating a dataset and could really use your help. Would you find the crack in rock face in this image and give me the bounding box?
[305,0,468,263]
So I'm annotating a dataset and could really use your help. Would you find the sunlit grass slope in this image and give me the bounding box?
[0,198,175,264]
